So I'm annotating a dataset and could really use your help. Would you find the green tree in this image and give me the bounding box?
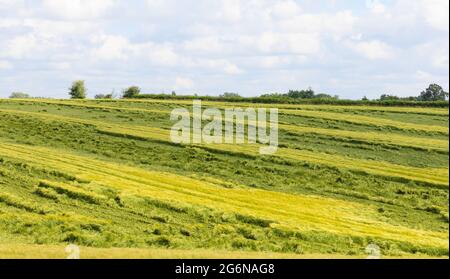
[379,94,399,101]
[220,92,241,98]
[287,88,315,99]
[314,93,334,99]
[9,92,30,99]
[122,86,141,98]
[95,94,113,99]
[69,80,86,99]
[418,84,449,101]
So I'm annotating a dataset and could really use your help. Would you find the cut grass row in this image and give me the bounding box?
[205,144,449,187]
[1,107,448,153]
[17,99,447,116]
[5,158,438,257]
[3,99,448,134]
[279,123,448,152]
[0,141,447,249]
[278,109,449,134]
[0,109,447,186]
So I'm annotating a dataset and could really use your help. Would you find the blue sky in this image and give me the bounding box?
[0,0,448,99]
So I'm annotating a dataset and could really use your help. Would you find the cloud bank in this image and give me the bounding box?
[0,0,448,98]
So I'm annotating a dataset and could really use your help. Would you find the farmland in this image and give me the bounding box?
[0,98,448,259]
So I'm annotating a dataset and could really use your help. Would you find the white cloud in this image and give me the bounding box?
[0,0,24,9]
[255,32,321,55]
[219,0,242,22]
[0,0,448,99]
[366,0,387,14]
[183,36,225,53]
[146,0,168,9]
[146,44,179,66]
[191,59,243,75]
[1,34,39,59]
[419,0,449,31]
[49,62,71,70]
[277,11,356,36]
[432,54,449,69]
[348,40,394,60]
[256,55,306,69]
[42,0,116,20]
[414,40,449,70]
[145,0,173,16]
[222,61,243,75]
[91,35,131,60]
[415,70,433,81]
[174,77,194,90]
[269,0,302,18]
[0,60,12,70]
[90,35,180,67]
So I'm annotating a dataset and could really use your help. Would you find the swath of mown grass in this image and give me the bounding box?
[204,144,448,187]
[279,123,449,152]
[278,109,449,134]
[18,99,446,117]
[2,158,381,255]
[0,142,447,249]
[0,192,49,214]
[2,104,447,153]
[2,112,447,234]
[38,180,105,205]
[0,109,447,186]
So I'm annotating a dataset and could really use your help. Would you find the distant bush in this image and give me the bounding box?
[219,92,241,98]
[95,94,113,99]
[379,94,401,101]
[69,80,86,99]
[122,86,141,99]
[122,85,449,107]
[287,88,315,99]
[9,92,30,99]
[130,93,448,107]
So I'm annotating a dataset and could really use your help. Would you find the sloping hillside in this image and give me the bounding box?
[0,99,448,258]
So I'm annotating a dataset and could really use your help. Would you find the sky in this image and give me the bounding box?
[0,0,448,99]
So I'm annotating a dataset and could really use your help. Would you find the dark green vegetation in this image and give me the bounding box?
[125,83,449,107]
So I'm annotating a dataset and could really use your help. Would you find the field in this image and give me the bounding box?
[0,98,448,259]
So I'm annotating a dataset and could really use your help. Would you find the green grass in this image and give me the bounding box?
[0,98,448,259]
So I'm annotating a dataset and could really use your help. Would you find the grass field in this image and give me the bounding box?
[0,98,448,259]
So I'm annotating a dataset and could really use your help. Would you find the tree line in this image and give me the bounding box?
[8,80,449,106]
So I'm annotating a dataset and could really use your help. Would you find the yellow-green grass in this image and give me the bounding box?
[46,98,448,116]
[0,142,447,249]
[3,99,448,148]
[222,103,449,116]
[0,109,447,186]
[1,244,444,259]
[279,124,449,152]
[278,109,449,134]
[2,99,448,152]
[5,98,449,118]
[38,180,106,204]
[1,98,168,115]
[205,144,449,187]
[1,106,448,153]
[0,108,171,142]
